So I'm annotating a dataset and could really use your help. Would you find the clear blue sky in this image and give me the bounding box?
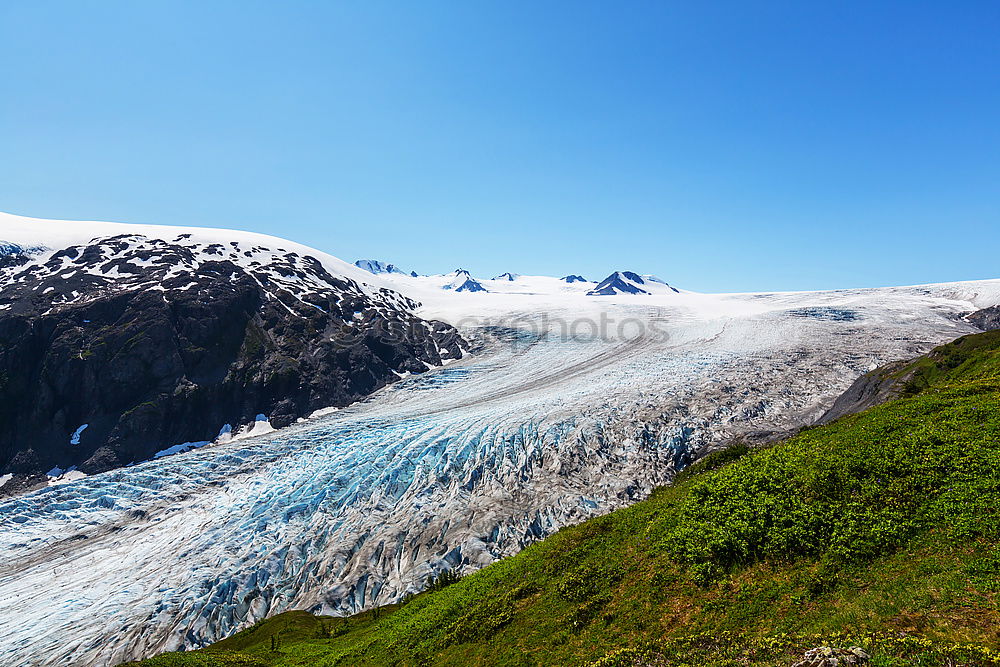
[1,1,997,291]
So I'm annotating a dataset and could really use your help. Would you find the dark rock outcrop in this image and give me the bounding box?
[587,271,679,296]
[446,270,487,293]
[968,304,1000,331]
[589,271,650,295]
[0,233,464,493]
[818,321,1000,424]
[816,360,911,424]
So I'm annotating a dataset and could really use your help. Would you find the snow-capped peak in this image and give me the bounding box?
[354,259,414,276]
[443,269,487,293]
[0,212,390,292]
[561,275,588,283]
[492,272,519,281]
[587,271,680,296]
[0,241,46,258]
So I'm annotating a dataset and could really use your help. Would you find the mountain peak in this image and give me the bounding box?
[587,271,679,296]
[354,259,409,276]
[443,269,486,292]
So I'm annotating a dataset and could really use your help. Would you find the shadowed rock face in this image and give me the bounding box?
[968,304,1000,331]
[1,271,994,665]
[816,360,910,424]
[586,271,680,296]
[0,235,464,490]
[817,320,1000,425]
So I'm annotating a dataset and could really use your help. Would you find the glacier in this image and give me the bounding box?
[1,253,1000,665]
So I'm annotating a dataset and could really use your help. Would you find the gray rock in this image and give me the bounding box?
[968,304,1000,331]
[816,359,911,424]
[0,234,465,489]
[791,646,870,667]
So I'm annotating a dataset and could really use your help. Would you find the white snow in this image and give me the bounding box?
[0,211,394,294]
[226,414,276,441]
[379,270,596,299]
[69,424,88,445]
[153,441,211,459]
[2,212,1000,667]
[0,474,12,489]
[44,467,88,486]
[4,275,999,666]
[47,470,87,486]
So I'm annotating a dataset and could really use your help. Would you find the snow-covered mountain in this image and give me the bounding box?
[4,212,1000,667]
[355,263,681,298]
[587,271,681,296]
[0,240,46,259]
[444,269,487,292]
[353,259,417,277]
[0,213,464,496]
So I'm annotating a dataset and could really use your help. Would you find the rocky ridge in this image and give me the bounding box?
[0,231,464,494]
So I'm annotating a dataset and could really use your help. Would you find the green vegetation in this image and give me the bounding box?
[120,400,160,419]
[127,331,1000,666]
[241,321,269,358]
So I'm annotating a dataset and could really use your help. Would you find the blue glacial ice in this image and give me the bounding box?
[0,286,994,666]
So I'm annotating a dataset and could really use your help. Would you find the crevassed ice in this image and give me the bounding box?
[0,284,997,667]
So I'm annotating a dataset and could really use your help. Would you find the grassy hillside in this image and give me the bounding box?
[128,330,1000,667]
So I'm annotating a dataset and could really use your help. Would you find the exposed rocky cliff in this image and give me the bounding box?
[968,304,1000,331]
[816,359,911,424]
[0,231,464,494]
[818,323,1000,424]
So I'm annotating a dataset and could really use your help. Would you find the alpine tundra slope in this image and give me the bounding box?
[0,214,998,667]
